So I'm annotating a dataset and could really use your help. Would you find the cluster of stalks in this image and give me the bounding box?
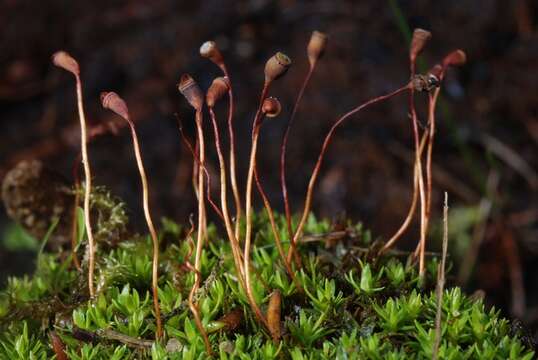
[52,28,465,351]
[379,29,466,283]
[53,53,164,339]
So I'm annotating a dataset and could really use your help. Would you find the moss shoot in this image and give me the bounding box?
[0,206,534,359]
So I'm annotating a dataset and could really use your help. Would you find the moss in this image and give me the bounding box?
[0,209,534,359]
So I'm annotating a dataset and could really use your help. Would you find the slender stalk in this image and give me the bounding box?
[70,152,82,271]
[254,167,302,293]
[208,107,245,284]
[200,42,242,238]
[122,117,162,340]
[281,65,315,266]
[219,65,242,240]
[192,138,208,241]
[243,85,270,329]
[408,62,428,282]
[193,109,207,307]
[423,88,441,250]
[432,192,449,360]
[288,85,410,263]
[74,74,95,297]
[187,108,214,353]
[416,70,444,276]
[415,81,443,259]
[185,218,212,355]
[192,141,200,204]
[386,57,426,257]
[416,129,427,281]
[244,124,270,329]
[380,130,429,254]
[178,119,224,221]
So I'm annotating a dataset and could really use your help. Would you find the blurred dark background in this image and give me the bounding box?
[0,0,536,342]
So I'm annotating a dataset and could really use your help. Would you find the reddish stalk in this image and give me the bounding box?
[200,41,242,239]
[281,31,327,267]
[177,118,224,221]
[184,218,212,355]
[242,51,291,330]
[280,67,314,266]
[411,89,428,281]
[413,50,466,263]
[70,152,82,271]
[100,92,163,340]
[243,84,271,329]
[52,51,96,297]
[254,168,302,293]
[227,86,241,239]
[251,98,301,290]
[178,74,214,352]
[288,85,411,263]
[423,87,441,241]
[408,29,431,281]
[190,138,208,240]
[379,129,429,254]
[193,109,209,343]
[192,141,200,204]
[208,106,245,286]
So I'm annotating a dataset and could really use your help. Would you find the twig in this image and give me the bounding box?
[72,327,154,349]
[433,192,449,360]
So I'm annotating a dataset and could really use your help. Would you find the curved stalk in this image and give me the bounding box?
[177,119,224,221]
[408,62,428,282]
[190,108,213,347]
[208,107,245,284]
[123,117,162,339]
[185,219,212,356]
[288,85,411,263]
[243,85,270,329]
[74,74,95,297]
[281,65,315,266]
[70,152,82,271]
[254,167,302,293]
[380,130,429,254]
[244,124,270,329]
[218,64,242,240]
[418,86,443,264]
